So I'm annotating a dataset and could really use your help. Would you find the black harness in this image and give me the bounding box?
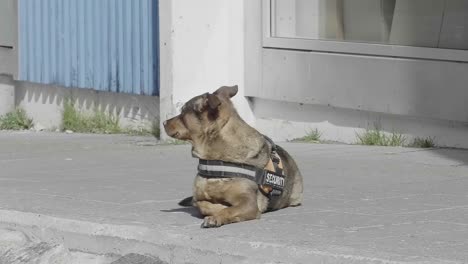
[197,137,286,206]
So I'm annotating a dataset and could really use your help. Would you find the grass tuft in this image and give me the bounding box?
[356,129,406,147]
[62,101,121,134]
[0,108,34,130]
[409,137,436,148]
[294,128,322,143]
[62,100,160,137]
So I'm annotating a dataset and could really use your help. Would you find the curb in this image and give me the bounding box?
[0,209,460,264]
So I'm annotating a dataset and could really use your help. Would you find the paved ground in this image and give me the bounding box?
[0,131,467,263]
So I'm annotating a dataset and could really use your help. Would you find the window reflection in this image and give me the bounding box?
[273,0,468,50]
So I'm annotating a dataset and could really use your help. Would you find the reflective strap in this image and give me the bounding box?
[199,159,257,171]
[198,164,257,179]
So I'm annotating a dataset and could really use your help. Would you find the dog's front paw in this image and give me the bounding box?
[201,216,223,228]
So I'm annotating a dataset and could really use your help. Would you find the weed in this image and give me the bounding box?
[387,132,407,147]
[0,108,34,130]
[356,129,406,147]
[295,128,322,143]
[409,137,436,148]
[62,100,160,137]
[62,100,121,134]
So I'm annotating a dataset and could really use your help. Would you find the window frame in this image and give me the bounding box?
[262,0,468,62]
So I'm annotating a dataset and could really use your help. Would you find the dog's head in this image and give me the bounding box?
[163,85,239,143]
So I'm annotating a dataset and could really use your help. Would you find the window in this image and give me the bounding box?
[265,0,468,61]
[0,0,15,48]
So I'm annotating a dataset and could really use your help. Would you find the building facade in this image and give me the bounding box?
[160,0,468,148]
[1,0,468,148]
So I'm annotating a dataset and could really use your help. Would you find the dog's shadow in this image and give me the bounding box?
[160,207,203,219]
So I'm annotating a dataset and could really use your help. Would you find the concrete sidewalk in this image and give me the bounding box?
[0,132,467,263]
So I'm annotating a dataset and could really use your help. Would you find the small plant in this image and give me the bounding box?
[0,108,34,130]
[62,100,121,134]
[89,111,121,134]
[356,129,406,147]
[409,137,436,148]
[387,132,407,147]
[295,128,322,143]
[62,100,160,137]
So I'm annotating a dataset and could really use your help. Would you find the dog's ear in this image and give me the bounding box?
[207,93,221,110]
[214,85,238,98]
[194,93,221,112]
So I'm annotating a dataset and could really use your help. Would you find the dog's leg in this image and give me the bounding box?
[196,201,227,216]
[201,195,260,228]
[289,172,304,207]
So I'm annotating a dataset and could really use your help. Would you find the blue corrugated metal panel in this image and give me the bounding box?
[19,0,159,95]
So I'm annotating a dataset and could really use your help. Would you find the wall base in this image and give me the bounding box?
[0,75,15,116]
[253,98,468,149]
[14,81,159,131]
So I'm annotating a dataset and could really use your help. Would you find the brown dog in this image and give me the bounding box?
[163,85,303,228]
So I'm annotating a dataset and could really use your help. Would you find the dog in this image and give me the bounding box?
[163,85,303,228]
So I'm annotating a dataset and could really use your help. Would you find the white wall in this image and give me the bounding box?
[159,0,255,139]
[255,48,468,148]
[13,81,159,131]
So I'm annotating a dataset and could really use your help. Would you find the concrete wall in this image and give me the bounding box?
[14,81,159,131]
[259,49,468,123]
[0,75,15,116]
[159,0,255,139]
[0,48,17,78]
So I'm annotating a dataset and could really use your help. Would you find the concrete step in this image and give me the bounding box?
[1,209,460,264]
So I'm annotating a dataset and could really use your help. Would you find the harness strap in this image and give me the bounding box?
[198,158,285,193]
[263,135,277,152]
[198,159,261,181]
[197,136,286,209]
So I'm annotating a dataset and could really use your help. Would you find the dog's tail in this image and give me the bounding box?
[178,196,194,207]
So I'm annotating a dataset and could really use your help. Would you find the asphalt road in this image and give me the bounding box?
[1,131,467,263]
